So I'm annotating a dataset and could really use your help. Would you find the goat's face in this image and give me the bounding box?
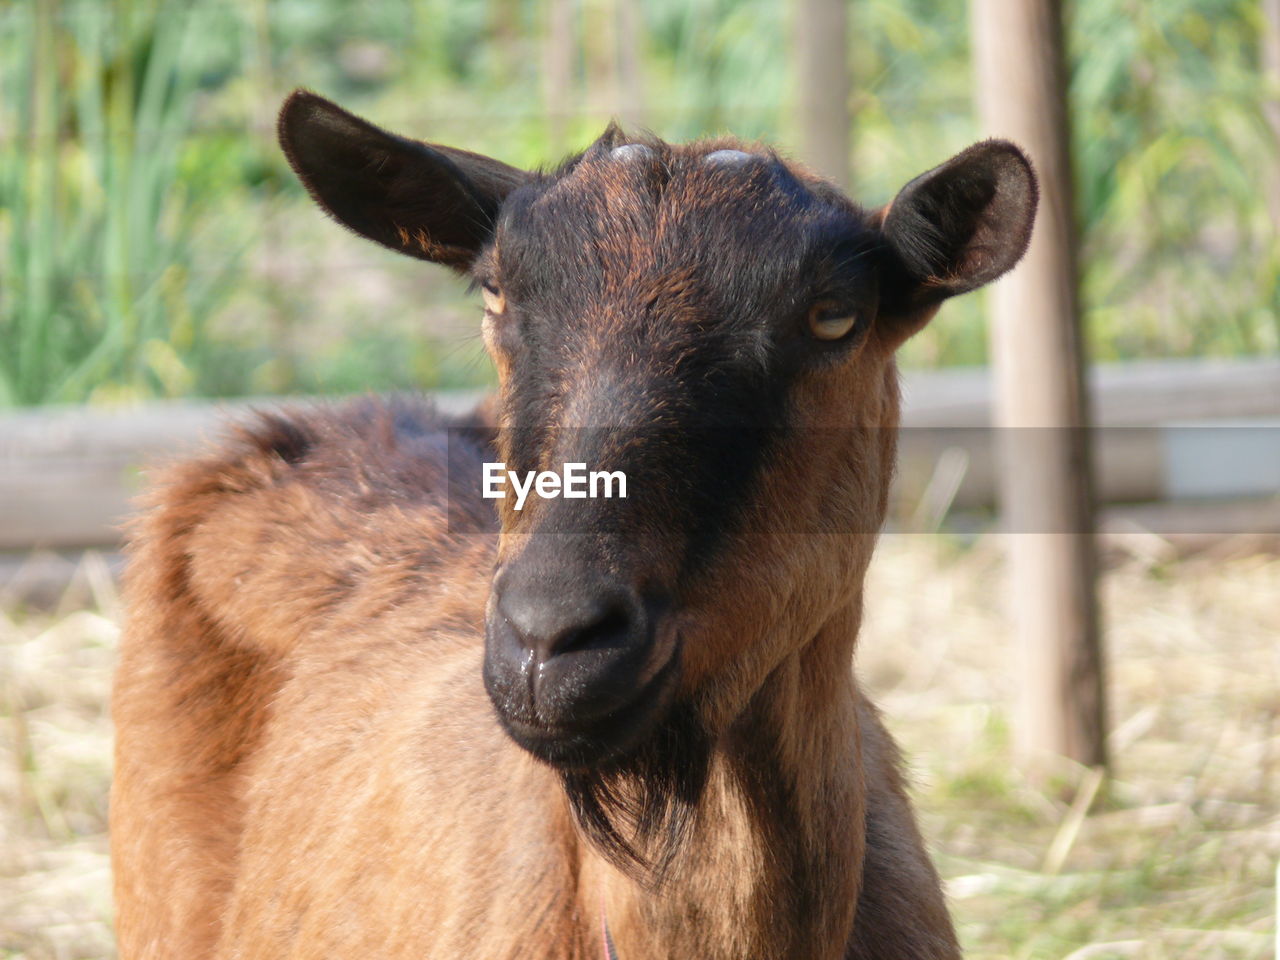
[280,93,1036,776]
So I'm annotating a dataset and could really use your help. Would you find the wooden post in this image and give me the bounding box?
[543,0,575,154]
[969,0,1107,771]
[489,0,523,89]
[584,0,645,130]
[792,0,851,190]
[614,0,645,129]
[252,0,297,394]
[1263,0,1280,227]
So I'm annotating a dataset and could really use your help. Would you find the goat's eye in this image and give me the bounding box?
[807,304,858,341]
[481,283,506,316]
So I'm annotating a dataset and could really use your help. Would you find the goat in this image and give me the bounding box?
[110,90,1037,959]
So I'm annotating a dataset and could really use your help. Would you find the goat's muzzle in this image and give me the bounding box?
[483,556,679,769]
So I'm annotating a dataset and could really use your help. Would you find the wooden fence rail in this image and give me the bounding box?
[2,359,1278,553]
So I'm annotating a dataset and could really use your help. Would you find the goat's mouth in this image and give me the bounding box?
[489,639,681,770]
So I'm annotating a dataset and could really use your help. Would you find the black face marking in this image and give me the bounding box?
[482,133,881,582]
[278,95,1038,881]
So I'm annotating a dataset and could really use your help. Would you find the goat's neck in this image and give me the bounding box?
[587,603,865,960]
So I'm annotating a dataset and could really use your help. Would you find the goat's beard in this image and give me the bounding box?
[560,699,712,883]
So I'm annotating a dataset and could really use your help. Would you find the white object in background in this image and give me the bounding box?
[1162,419,1280,500]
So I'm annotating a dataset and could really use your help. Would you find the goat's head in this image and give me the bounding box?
[280,90,1036,867]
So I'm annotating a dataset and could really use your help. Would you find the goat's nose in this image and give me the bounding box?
[496,580,641,664]
[484,564,665,728]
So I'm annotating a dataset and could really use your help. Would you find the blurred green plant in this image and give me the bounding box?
[1071,0,1278,361]
[0,0,1275,408]
[0,0,244,406]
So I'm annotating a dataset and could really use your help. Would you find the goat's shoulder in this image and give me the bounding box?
[112,395,501,955]
[123,394,498,659]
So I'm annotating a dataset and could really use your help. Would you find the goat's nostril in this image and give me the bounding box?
[497,584,642,664]
[551,604,633,657]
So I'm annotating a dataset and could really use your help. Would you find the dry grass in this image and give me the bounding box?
[1,553,117,960]
[1,536,1277,959]
[861,535,1280,959]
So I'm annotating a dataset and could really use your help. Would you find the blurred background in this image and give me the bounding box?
[1,1,1278,958]
[0,0,1274,407]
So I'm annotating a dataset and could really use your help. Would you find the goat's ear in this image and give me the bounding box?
[277,90,530,271]
[876,140,1037,321]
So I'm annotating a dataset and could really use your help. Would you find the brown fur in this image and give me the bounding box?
[112,92,1039,959]
[112,368,955,960]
